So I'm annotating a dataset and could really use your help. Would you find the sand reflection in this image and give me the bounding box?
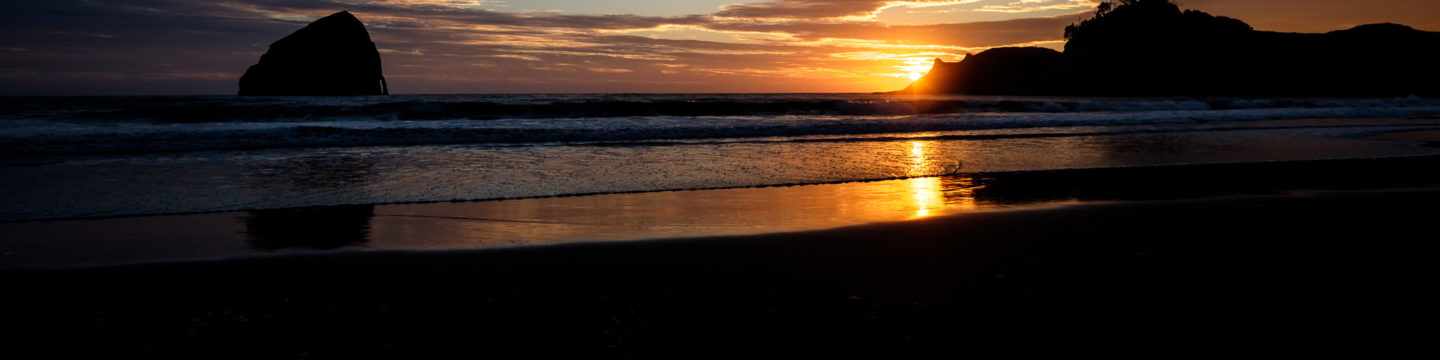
[908,177,944,218]
[905,140,953,218]
[367,173,990,250]
[357,139,990,249]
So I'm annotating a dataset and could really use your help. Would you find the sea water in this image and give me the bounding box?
[3,93,1440,221]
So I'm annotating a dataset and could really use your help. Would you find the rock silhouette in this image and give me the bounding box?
[905,47,1061,95]
[239,11,388,96]
[899,0,1440,97]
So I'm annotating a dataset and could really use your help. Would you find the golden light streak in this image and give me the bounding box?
[906,140,943,218]
[908,177,944,218]
[911,141,926,164]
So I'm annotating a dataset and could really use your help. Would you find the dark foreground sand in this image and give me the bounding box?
[4,155,1440,358]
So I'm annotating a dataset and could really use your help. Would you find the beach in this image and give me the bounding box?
[4,152,1440,357]
[4,94,1440,357]
[6,152,1440,268]
[8,0,1440,357]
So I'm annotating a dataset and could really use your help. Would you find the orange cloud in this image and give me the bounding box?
[4,0,1429,95]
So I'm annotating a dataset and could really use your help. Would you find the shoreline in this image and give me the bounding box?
[8,149,1436,224]
[5,126,1440,355]
[5,152,1440,269]
[4,186,1438,356]
[6,114,1439,222]
[6,129,1440,356]
[8,185,1437,272]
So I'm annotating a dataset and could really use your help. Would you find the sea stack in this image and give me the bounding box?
[239,11,388,96]
[896,0,1440,97]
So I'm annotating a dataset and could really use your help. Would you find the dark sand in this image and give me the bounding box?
[4,152,1440,357]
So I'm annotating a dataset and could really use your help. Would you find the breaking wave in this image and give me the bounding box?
[2,94,1438,156]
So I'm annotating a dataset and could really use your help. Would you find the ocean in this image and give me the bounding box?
[3,93,1440,222]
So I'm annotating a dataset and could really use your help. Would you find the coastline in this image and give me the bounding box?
[5,151,1440,269]
[4,149,1440,356]
[7,0,1440,356]
[4,187,1437,357]
[6,107,1439,222]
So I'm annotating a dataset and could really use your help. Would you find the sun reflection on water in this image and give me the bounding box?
[908,177,944,218]
[907,140,931,177]
[362,139,989,248]
[906,140,946,218]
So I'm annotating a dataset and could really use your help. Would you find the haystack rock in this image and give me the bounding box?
[239,11,388,96]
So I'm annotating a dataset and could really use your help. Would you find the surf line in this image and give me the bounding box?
[375,213,611,226]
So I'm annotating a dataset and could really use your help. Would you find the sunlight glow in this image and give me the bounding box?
[906,140,942,218]
[908,177,944,218]
[910,141,926,163]
[899,57,938,74]
[903,139,960,177]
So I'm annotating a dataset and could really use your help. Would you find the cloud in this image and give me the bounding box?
[716,0,897,19]
[0,0,1093,94]
[705,13,1079,47]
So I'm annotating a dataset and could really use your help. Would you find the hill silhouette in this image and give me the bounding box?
[899,0,1440,97]
[239,11,388,96]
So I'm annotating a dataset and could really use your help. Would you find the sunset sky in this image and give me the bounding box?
[2,0,1437,95]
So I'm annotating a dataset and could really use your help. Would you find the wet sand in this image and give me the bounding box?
[4,152,1440,357]
[6,153,1440,269]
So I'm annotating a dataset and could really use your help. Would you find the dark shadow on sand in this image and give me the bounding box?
[961,155,1440,204]
[242,205,375,251]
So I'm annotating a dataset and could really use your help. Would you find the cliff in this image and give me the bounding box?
[898,0,1440,97]
[903,48,1062,95]
[239,11,388,96]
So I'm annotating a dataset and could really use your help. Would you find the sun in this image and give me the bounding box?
[908,71,924,81]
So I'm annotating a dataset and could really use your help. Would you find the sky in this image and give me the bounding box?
[1,0,1437,95]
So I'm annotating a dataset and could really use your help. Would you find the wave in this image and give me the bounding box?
[3,95,1437,123]
[5,103,1440,156]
